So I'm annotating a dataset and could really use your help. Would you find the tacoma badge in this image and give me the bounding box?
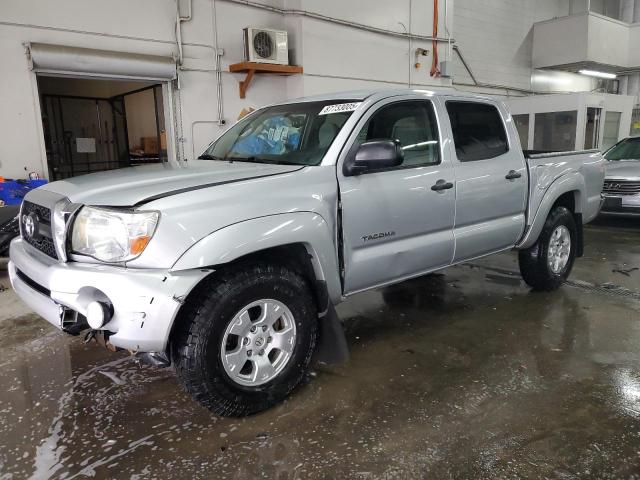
[361,231,396,242]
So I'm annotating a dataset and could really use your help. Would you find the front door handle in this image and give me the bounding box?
[431,179,454,191]
[505,170,522,180]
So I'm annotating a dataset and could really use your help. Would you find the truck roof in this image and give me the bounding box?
[280,88,495,105]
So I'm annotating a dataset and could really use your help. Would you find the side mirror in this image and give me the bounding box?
[344,140,404,176]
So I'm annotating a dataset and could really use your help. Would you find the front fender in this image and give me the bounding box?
[517,172,584,249]
[170,212,343,304]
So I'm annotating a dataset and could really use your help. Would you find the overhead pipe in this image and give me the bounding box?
[176,0,193,65]
[430,0,440,76]
[398,21,410,88]
[443,0,452,71]
[452,45,478,85]
[212,0,225,125]
[217,0,453,44]
[452,45,534,94]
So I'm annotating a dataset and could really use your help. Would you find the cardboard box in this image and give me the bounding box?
[141,136,159,155]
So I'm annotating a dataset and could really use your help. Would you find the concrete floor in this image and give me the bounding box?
[1,218,640,479]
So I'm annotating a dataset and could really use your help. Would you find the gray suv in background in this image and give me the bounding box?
[9,89,605,416]
[601,136,640,217]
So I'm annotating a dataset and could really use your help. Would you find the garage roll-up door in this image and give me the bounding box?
[27,43,176,81]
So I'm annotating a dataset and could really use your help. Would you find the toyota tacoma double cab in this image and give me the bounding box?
[9,89,605,416]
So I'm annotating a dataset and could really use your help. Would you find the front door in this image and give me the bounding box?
[338,97,456,294]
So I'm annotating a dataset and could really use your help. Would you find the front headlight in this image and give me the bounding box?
[71,207,159,262]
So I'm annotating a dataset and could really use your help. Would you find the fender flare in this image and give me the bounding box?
[170,212,343,304]
[517,172,585,250]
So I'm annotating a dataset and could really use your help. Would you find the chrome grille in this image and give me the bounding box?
[21,201,58,259]
[603,180,640,196]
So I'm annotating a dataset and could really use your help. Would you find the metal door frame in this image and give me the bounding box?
[38,83,167,180]
[31,69,175,180]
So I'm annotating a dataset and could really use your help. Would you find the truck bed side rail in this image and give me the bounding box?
[524,149,600,160]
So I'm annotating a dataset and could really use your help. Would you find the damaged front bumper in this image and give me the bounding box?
[9,238,209,352]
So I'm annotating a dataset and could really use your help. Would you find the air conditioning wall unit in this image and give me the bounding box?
[243,27,289,65]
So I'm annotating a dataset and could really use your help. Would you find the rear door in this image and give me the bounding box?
[338,95,456,294]
[443,99,527,262]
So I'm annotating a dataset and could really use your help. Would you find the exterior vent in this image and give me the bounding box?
[243,27,289,65]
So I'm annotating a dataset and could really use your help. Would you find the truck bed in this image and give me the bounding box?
[521,148,605,247]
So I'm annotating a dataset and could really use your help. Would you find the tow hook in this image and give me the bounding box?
[59,305,89,336]
[58,305,78,329]
[83,330,96,344]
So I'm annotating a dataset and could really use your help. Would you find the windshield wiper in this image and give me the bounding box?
[197,153,222,160]
[226,156,297,165]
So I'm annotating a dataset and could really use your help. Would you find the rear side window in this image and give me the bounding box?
[446,101,509,161]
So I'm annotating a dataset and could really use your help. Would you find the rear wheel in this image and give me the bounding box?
[172,263,318,416]
[519,206,577,291]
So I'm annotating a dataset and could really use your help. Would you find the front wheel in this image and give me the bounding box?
[519,206,577,291]
[171,263,318,416]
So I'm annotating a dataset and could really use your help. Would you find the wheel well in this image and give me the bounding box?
[219,243,327,309]
[552,191,577,213]
[166,243,328,356]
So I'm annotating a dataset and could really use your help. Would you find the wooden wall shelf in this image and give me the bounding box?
[229,62,303,99]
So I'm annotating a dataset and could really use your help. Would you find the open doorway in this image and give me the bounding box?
[37,76,168,180]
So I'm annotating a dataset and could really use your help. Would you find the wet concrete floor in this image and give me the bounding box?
[1,217,640,479]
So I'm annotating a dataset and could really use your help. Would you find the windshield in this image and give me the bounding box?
[199,100,360,166]
[604,137,640,161]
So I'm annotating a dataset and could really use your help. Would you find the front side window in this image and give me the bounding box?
[446,101,509,161]
[604,137,640,161]
[353,101,441,168]
[200,100,359,166]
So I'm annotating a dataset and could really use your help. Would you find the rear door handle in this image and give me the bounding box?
[431,179,454,191]
[505,170,522,180]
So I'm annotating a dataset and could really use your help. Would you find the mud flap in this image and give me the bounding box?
[574,213,584,257]
[312,303,350,366]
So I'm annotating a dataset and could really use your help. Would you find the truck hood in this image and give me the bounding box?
[40,161,303,207]
[604,160,640,181]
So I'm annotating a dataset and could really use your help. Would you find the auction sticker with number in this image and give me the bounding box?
[319,102,362,115]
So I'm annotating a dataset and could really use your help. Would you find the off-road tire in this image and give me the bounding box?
[519,206,577,291]
[171,263,318,417]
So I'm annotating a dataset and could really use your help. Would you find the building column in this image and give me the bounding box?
[619,0,640,99]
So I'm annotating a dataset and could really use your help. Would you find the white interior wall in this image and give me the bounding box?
[452,0,568,91]
[0,0,630,179]
[0,0,177,178]
[124,89,158,150]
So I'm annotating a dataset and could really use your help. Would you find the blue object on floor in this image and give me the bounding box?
[0,179,48,205]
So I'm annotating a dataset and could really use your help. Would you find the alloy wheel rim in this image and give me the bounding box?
[220,299,297,387]
[547,225,571,274]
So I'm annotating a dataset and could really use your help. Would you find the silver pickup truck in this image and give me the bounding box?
[9,89,605,416]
